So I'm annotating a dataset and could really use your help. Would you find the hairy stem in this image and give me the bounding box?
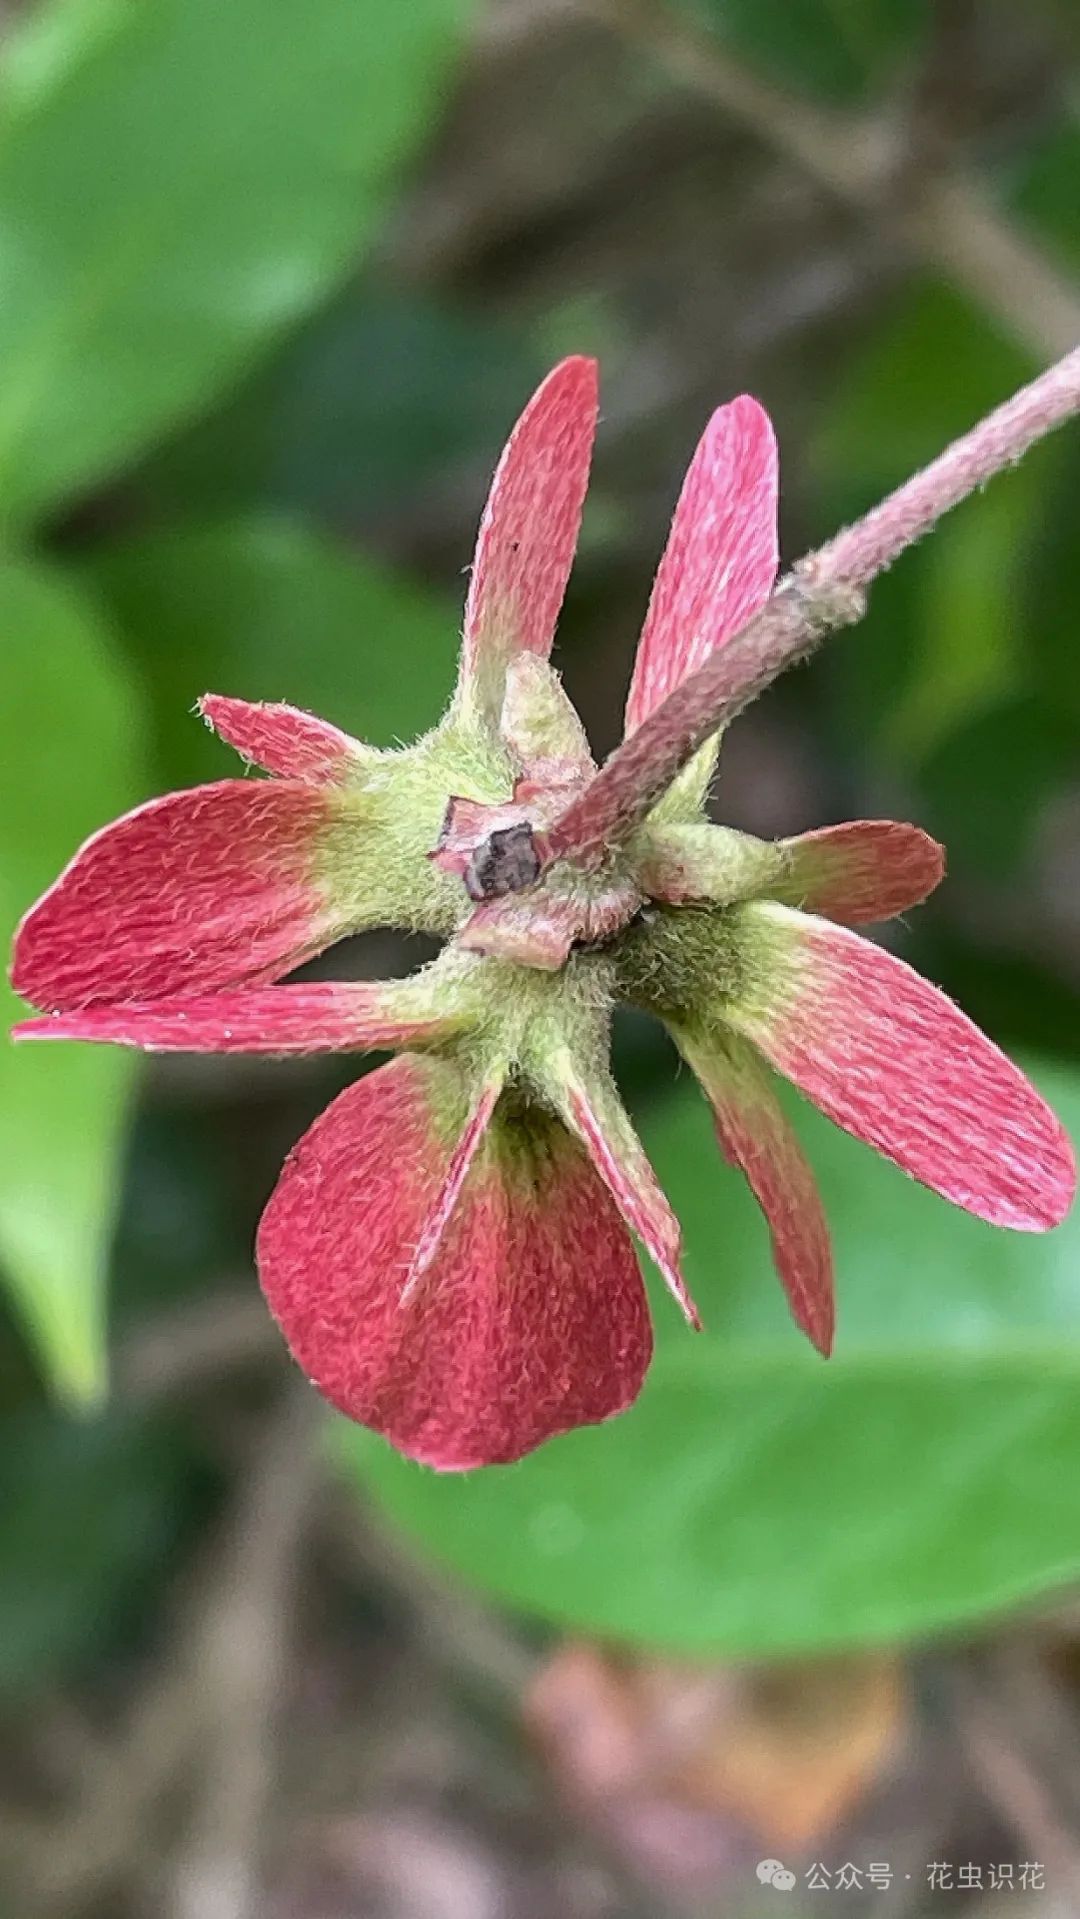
[527,342,1080,872]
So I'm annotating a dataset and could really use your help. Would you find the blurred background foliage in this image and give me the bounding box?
[3,1,1080,1913]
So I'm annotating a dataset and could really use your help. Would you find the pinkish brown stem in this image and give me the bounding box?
[526,341,1080,876]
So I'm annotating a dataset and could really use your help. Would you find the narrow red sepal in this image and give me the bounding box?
[460,358,598,708]
[199,695,362,783]
[677,1025,834,1354]
[730,903,1077,1232]
[624,396,778,733]
[776,820,945,924]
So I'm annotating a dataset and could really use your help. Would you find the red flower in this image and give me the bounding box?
[11,360,1075,1469]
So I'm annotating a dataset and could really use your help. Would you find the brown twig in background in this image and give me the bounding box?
[323,1486,540,1706]
[117,1288,279,1404]
[163,1385,321,1919]
[586,0,1080,362]
[944,1641,1080,1886]
[16,1384,321,1919]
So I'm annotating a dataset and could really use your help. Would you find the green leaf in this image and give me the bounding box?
[813,283,1050,766]
[0,0,469,525]
[916,694,1075,882]
[138,282,548,527]
[0,557,145,1402]
[1007,123,1080,276]
[880,474,1028,763]
[813,283,1032,521]
[84,519,457,787]
[1021,433,1080,732]
[0,1404,193,1695]
[342,1052,1080,1658]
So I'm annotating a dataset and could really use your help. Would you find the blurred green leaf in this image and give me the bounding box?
[0,1406,193,1694]
[1021,433,1080,732]
[84,518,457,787]
[0,557,145,1403]
[814,283,1049,769]
[683,0,928,105]
[343,1053,1080,1657]
[813,283,1032,521]
[917,937,1080,1070]
[138,283,547,528]
[0,0,469,526]
[917,693,1074,882]
[1008,123,1080,274]
[881,476,1028,763]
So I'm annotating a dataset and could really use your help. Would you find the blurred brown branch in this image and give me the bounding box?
[14,1384,320,1919]
[163,1385,321,1919]
[587,0,1080,362]
[945,1640,1080,1884]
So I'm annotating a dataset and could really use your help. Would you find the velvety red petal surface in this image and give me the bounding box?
[460,358,598,708]
[677,1025,834,1354]
[775,821,945,924]
[200,695,362,783]
[729,902,1077,1232]
[258,1056,652,1470]
[624,396,778,734]
[12,983,454,1055]
[12,781,348,1012]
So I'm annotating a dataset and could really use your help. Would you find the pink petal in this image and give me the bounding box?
[551,1054,701,1329]
[200,695,364,783]
[728,902,1077,1231]
[459,358,598,715]
[400,1073,502,1300]
[12,780,354,1012]
[634,819,944,923]
[12,983,459,1055]
[774,821,945,924]
[257,1056,652,1469]
[676,1025,834,1354]
[624,396,778,735]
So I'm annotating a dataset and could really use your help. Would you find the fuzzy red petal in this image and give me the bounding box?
[12,781,350,1012]
[12,984,456,1055]
[729,903,1077,1232]
[677,1025,834,1353]
[624,396,778,734]
[774,821,945,924]
[199,695,363,783]
[460,358,598,711]
[257,1056,652,1469]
